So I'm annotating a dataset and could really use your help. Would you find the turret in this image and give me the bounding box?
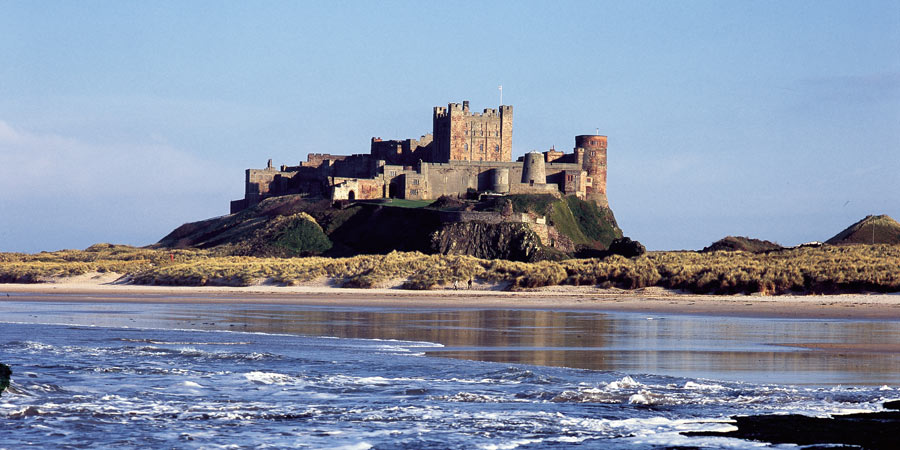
[492,167,510,193]
[575,135,608,207]
[521,151,546,185]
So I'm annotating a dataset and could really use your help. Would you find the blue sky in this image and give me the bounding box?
[2,1,898,252]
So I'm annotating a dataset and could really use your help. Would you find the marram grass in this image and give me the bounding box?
[2,244,899,295]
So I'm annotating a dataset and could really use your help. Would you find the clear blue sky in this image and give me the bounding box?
[2,1,898,252]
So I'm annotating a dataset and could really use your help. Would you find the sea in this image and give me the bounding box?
[2,295,899,449]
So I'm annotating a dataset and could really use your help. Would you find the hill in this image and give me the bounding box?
[155,194,623,262]
[701,236,782,253]
[826,215,900,245]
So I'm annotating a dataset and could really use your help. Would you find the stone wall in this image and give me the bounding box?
[576,135,608,206]
[432,102,512,163]
[332,177,385,201]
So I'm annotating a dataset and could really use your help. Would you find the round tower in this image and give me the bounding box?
[491,167,510,193]
[521,151,546,185]
[575,135,608,206]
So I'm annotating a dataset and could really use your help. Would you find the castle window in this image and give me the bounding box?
[494,145,499,152]
[410,189,418,195]
[590,151,595,156]
[412,179,419,185]
[464,144,468,151]
[479,144,484,151]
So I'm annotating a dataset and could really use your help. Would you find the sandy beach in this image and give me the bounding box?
[2,272,899,320]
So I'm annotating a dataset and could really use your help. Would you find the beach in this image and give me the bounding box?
[3,272,900,321]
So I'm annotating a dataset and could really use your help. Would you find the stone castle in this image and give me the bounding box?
[230,101,608,214]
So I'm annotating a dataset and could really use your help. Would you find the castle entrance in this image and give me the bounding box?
[348,190,356,201]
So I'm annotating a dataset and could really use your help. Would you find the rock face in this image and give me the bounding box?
[826,214,900,245]
[0,363,10,397]
[158,209,332,257]
[430,222,545,262]
[684,401,900,449]
[155,193,624,262]
[607,237,646,257]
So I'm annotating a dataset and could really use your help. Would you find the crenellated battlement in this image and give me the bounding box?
[230,99,609,213]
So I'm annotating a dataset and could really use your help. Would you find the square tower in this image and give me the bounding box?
[432,101,512,162]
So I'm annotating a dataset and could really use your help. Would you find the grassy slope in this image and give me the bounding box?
[490,194,622,249]
[826,215,900,245]
[3,244,898,294]
[701,236,782,253]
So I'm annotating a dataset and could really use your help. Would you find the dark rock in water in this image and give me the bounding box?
[0,363,10,397]
[884,399,900,411]
[684,405,900,449]
[607,237,645,258]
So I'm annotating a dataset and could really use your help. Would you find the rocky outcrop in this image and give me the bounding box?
[608,237,646,258]
[684,401,900,449]
[430,222,545,262]
[0,363,10,397]
[156,193,624,261]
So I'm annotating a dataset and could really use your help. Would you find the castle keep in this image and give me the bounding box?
[230,101,608,213]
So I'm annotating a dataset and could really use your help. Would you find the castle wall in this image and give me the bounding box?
[370,134,433,166]
[229,101,608,213]
[423,161,521,197]
[332,177,384,201]
[303,153,348,168]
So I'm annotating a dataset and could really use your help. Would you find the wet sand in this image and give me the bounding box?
[2,273,900,321]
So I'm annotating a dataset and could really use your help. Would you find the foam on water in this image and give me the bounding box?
[1,320,894,449]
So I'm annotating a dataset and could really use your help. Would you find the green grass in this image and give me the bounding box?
[382,199,434,209]
[548,200,590,245]
[564,197,622,247]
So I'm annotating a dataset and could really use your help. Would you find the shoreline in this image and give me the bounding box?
[3,275,900,320]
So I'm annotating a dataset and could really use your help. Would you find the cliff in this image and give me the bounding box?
[155,194,623,262]
[431,222,545,261]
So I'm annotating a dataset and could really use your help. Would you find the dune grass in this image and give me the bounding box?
[2,244,898,294]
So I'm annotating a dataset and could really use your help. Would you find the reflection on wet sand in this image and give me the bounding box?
[167,306,900,385]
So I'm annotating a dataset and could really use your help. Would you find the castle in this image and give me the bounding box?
[230,101,608,213]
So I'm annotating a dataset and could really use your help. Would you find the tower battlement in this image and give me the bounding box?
[231,99,610,214]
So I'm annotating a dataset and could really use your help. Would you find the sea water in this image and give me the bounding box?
[1,299,898,449]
